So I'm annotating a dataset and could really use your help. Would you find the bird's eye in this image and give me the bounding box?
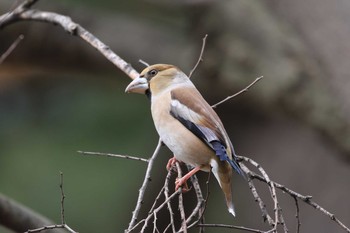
[148,69,158,77]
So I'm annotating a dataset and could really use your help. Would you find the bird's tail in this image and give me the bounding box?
[220,175,236,217]
[211,160,236,216]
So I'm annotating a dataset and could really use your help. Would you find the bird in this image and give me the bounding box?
[125,64,244,216]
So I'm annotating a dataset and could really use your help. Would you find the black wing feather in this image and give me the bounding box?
[170,107,244,176]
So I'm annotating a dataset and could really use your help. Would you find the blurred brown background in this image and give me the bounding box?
[1,0,350,232]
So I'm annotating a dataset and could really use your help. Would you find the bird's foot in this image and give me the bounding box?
[166,157,178,171]
[175,177,191,193]
[174,166,201,193]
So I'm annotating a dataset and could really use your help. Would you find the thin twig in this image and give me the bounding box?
[183,171,211,233]
[148,186,165,215]
[126,138,162,231]
[24,224,77,233]
[78,151,149,163]
[176,163,187,233]
[243,166,274,225]
[139,59,150,67]
[212,76,263,108]
[0,34,24,64]
[127,219,145,233]
[25,224,65,233]
[203,168,211,215]
[163,223,172,233]
[184,165,204,225]
[293,196,301,233]
[152,212,159,233]
[188,34,207,78]
[278,206,289,233]
[197,223,264,233]
[64,225,77,233]
[59,172,65,224]
[24,173,77,233]
[239,156,280,232]
[138,189,182,233]
[164,170,176,233]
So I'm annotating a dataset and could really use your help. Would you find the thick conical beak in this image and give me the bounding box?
[125,77,148,94]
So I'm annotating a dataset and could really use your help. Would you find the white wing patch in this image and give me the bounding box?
[170,99,202,123]
[170,99,219,143]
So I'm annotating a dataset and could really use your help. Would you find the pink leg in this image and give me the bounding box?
[175,166,201,191]
[166,157,178,171]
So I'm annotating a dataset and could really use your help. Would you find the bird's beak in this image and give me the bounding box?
[125,77,148,94]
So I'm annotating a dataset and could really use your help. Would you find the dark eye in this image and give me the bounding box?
[148,69,158,77]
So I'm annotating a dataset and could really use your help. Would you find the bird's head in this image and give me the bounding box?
[125,64,189,97]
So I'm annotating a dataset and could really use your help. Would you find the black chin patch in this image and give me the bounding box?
[145,89,152,100]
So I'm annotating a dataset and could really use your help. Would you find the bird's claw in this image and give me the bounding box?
[175,177,191,193]
[166,157,178,171]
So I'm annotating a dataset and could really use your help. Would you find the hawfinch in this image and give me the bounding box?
[125,64,244,216]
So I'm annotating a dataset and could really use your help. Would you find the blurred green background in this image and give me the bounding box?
[1,0,350,232]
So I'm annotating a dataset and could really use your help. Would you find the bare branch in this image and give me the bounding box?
[272,178,350,233]
[239,162,275,226]
[0,0,139,80]
[25,224,65,233]
[239,155,350,233]
[164,171,176,233]
[237,156,280,232]
[197,223,264,233]
[149,186,165,215]
[212,76,263,108]
[293,196,301,233]
[188,34,208,78]
[78,151,149,163]
[126,138,163,231]
[139,59,150,67]
[176,163,187,233]
[183,171,211,233]
[0,194,65,233]
[24,224,77,233]
[64,224,77,233]
[59,172,65,225]
[184,165,204,225]
[137,189,181,233]
[278,206,288,233]
[244,171,274,225]
[0,34,24,64]
[152,212,159,233]
[24,172,77,233]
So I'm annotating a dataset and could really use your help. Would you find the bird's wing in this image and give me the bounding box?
[170,87,243,176]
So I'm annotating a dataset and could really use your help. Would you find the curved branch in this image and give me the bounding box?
[0,0,139,80]
[0,193,65,233]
